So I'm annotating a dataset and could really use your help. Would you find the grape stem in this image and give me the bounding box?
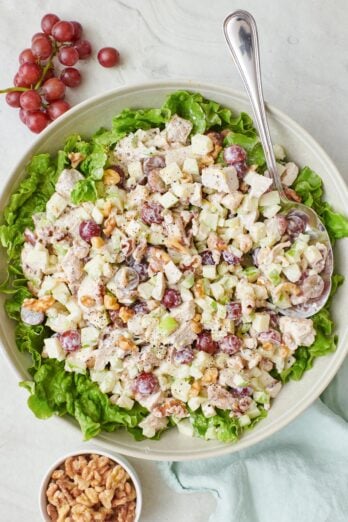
[0,86,29,94]
[35,46,57,90]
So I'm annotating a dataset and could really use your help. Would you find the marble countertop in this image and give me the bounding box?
[0,1,347,520]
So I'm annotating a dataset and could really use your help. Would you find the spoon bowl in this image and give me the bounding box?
[223,10,333,318]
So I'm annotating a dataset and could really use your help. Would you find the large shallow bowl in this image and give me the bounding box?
[1,81,347,461]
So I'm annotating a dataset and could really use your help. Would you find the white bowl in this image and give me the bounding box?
[1,80,348,461]
[39,448,142,521]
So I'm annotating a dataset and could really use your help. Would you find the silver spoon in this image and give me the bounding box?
[223,10,333,318]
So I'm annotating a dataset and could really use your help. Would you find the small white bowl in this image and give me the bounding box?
[39,448,142,521]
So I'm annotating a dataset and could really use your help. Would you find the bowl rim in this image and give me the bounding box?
[1,79,348,461]
[38,447,142,521]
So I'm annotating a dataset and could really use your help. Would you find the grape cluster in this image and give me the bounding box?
[1,13,121,133]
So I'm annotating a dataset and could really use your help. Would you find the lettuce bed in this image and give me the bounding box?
[0,90,347,442]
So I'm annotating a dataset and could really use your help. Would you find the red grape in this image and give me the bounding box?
[258,330,282,345]
[133,372,159,395]
[42,78,65,101]
[173,347,195,365]
[47,100,70,120]
[141,202,164,225]
[41,13,60,35]
[74,39,92,59]
[14,73,27,87]
[200,250,215,265]
[26,111,50,133]
[58,330,81,351]
[226,302,242,320]
[5,91,22,108]
[218,334,242,355]
[222,250,241,265]
[162,289,182,309]
[19,109,29,124]
[31,35,53,60]
[58,46,79,66]
[32,32,46,42]
[19,48,36,64]
[143,155,165,174]
[196,331,218,355]
[97,47,120,67]
[18,63,42,86]
[79,220,101,242]
[51,21,75,42]
[60,67,81,87]
[70,21,82,41]
[224,145,247,165]
[20,90,42,111]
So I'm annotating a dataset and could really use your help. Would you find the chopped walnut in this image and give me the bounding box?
[23,295,55,312]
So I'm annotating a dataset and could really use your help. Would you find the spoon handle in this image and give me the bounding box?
[223,10,285,197]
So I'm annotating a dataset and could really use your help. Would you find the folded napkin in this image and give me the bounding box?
[159,358,348,522]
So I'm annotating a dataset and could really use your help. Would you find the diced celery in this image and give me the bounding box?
[243,266,260,282]
[254,391,270,404]
[181,273,195,288]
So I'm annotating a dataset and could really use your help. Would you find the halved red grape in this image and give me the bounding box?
[162,289,182,309]
[226,302,242,320]
[70,21,82,41]
[143,155,165,174]
[26,111,50,133]
[74,39,92,59]
[224,145,247,165]
[58,46,79,66]
[31,35,52,59]
[132,300,149,314]
[97,47,120,67]
[58,329,81,351]
[233,161,248,179]
[42,78,65,101]
[47,100,70,120]
[5,91,21,108]
[41,13,60,35]
[173,347,195,364]
[60,67,81,87]
[19,48,36,64]
[79,220,102,243]
[222,250,241,265]
[51,21,75,42]
[141,202,164,225]
[258,329,281,345]
[218,334,242,354]
[200,250,215,265]
[133,372,159,395]
[196,331,218,354]
[18,63,42,86]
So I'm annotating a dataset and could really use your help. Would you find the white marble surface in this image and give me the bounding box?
[0,0,347,520]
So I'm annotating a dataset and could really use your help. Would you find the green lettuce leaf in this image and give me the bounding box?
[21,358,149,440]
[71,179,98,204]
[293,166,348,240]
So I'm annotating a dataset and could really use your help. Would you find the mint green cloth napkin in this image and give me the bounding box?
[159,358,348,522]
